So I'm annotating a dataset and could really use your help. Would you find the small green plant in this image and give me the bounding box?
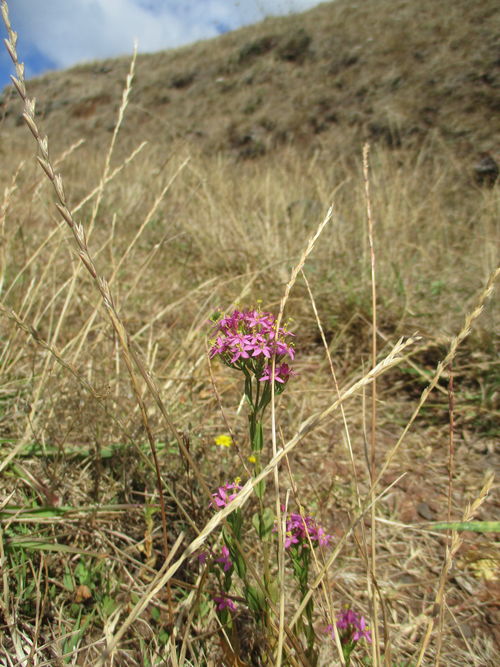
[206,306,298,642]
[193,306,370,664]
[325,609,372,666]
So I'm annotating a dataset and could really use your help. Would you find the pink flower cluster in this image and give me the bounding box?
[283,512,332,550]
[209,308,295,385]
[211,481,242,509]
[216,545,233,572]
[196,546,233,572]
[326,609,372,643]
[213,594,237,612]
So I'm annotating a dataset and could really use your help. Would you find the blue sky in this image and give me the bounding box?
[0,0,325,91]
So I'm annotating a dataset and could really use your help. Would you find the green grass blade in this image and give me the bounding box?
[430,521,500,533]
[5,536,106,556]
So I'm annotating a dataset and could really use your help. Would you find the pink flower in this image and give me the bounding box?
[209,308,295,382]
[218,311,241,330]
[211,481,242,509]
[209,335,229,358]
[284,531,300,549]
[227,333,253,363]
[216,545,233,572]
[352,615,371,642]
[213,595,237,612]
[260,363,296,384]
[248,334,273,358]
[327,609,372,644]
[246,310,274,329]
[275,340,295,359]
[280,512,332,550]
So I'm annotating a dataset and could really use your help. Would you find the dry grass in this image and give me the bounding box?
[0,0,499,665]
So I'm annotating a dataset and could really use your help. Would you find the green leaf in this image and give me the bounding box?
[0,503,139,521]
[268,580,280,605]
[101,595,118,618]
[252,508,275,540]
[5,536,104,557]
[254,479,266,500]
[230,545,247,580]
[226,509,244,540]
[245,584,265,614]
[252,420,264,452]
[74,560,91,586]
[63,566,74,592]
[63,611,93,662]
[158,629,170,646]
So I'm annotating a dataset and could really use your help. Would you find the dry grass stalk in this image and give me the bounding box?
[363,142,382,667]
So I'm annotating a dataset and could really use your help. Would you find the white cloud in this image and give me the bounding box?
[7,0,325,71]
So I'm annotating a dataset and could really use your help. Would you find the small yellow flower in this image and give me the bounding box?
[248,455,256,464]
[215,434,233,448]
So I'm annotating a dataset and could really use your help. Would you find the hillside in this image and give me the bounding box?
[1,0,499,160]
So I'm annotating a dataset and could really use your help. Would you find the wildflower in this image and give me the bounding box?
[281,512,332,549]
[211,481,242,509]
[248,334,273,358]
[209,335,229,357]
[246,309,274,328]
[214,434,233,448]
[209,307,295,386]
[228,333,252,363]
[259,363,296,384]
[275,340,295,360]
[284,530,300,549]
[352,615,371,642]
[197,551,208,565]
[248,454,256,464]
[216,545,233,572]
[326,609,372,644]
[213,594,237,612]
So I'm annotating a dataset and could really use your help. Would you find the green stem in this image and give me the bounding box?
[243,368,254,409]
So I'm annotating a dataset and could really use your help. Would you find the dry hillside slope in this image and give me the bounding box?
[1,0,499,161]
